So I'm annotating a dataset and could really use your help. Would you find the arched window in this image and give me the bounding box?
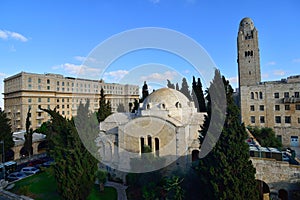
[251,92,254,99]
[140,137,145,153]
[147,104,150,109]
[161,103,166,109]
[155,138,159,156]
[245,51,247,57]
[175,102,181,108]
[147,135,152,150]
[259,92,263,99]
[251,51,253,56]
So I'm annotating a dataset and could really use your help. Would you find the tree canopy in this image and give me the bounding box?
[97,88,112,122]
[196,70,258,200]
[41,104,98,200]
[0,107,14,161]
[248,126,282,148]
[191,76,206,112]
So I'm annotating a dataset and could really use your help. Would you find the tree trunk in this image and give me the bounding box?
[100,182,104,192]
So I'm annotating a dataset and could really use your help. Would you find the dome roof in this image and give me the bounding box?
[142,88,190,110]
[239,17,254,31]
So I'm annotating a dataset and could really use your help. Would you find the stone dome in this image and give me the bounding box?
[142,88,190,110]
[239,17,254,31]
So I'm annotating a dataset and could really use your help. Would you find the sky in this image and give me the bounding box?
[1,0,300,108]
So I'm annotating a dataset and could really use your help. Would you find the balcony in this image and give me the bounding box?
[282,97,300,104]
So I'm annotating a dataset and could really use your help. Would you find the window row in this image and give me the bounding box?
[250,92,263,100]
[274,92,300,99]
[250,116,299,124]
[244,50,253,57]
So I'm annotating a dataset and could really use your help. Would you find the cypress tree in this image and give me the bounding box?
[180,77,192,100]
[41,106,98,200]
[196,70,258,200]
[97,88,112,122]
[141,81,149,103]
[24,108,33,157]
[0,107,14,161]
[191,76,206,112]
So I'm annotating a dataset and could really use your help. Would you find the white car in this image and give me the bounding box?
[20,167,40,175]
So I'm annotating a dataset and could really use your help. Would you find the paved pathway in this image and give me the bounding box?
[105,181,128,200]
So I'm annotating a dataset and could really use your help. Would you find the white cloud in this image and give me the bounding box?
[262,73,269,79]
[74,56,97,63]
[0,72,6,77]
[103,70,129,81]
[228,76,238,84]
[265,61,276,66]
[53,63,101,77]
[140,71,177,82]
[292,58,300,63]
[0,30,28,42]
[273,70,286,76]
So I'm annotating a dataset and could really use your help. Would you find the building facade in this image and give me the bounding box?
[4,72,139,131]
[238,18,300,147]
[97,88,205,174]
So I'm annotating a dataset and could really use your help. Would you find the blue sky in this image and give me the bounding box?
[1,0,300,108]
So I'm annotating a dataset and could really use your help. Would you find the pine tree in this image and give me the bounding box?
[167,79,175,89]
[191,76,206,112]
[97,88,112,122]
[196,70,258,200]
[41,106,98,200]
[180,78,192,100]
[0,107,14,161]
[24,108,33,157]
[141,81,149,102]
[176,83,180,91]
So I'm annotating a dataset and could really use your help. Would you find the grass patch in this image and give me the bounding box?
[11,172,117,200]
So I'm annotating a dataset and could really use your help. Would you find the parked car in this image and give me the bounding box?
[20,167,40,175]
[7,172,27,182]
[42,160,55,167]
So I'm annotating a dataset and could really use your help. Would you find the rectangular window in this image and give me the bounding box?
[57,81,59,86]
[38,85,42,90]
[274,92,279,98]
[47,105,50,109]
[62,111,65,115]
[57,99,59,103]
[259,105,264,111]
[275,105,280,111]
[296,104,300,110]
[295,92,300,98]
[250,116,255,123]
[260,116,265,123]
[259,92,263,99]
[38,98,41,103]
[62,82,65,86]
[67,105,69,109]
[57,87,59,91]
[28,98,32,103]
[47,79,50,84]
[298,118,300,124]
[38,78,41,83]
[47,86,50,90]
[62,105,65,109]
[28,77,32,82]
[62,98,65,103]
[284,92,289,98]
[285,116,291,124]
[285,105,290,110]
[47,98,50,103]
[28,84,32,89]
[275,116,281,123]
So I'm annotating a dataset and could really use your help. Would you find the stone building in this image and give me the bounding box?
[238,18,300,147]
[3,72,139,131]
[97,88,205,173]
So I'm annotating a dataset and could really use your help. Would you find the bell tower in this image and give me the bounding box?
[237,17,261,87]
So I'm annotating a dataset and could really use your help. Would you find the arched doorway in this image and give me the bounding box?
[37,141,48,153]
[20,146,33,158]
[256,180,270,200]
[278,189,288,200]
[192,150,199,162]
